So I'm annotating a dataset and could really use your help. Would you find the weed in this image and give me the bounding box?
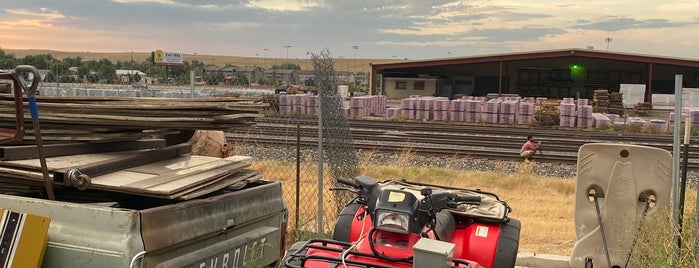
[624,122,643,133]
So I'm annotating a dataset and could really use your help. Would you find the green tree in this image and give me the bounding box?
[203,71,224,85]
[232,72,249,86]
[0,48,17,70]
[271,63,300,70]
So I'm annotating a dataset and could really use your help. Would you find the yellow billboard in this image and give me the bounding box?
[152,49,184,66]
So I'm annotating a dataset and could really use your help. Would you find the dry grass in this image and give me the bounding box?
[252,157,577,256]
[251,155,698,260]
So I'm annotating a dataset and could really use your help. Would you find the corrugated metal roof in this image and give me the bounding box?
[370,48,699,69]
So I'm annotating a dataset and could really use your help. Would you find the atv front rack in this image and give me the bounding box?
[283,239,474,268]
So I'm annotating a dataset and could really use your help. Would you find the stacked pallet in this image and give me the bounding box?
[432,98,450,121]
[649,119,667,132]
[592,113,612,128]
[415,97,432,120]
[0,94,266,142]
[577,105,594,128]
[559,98,576,127]
[592,89,610,113]
[464,98,485,123]
[483,99,502,124]
[633,102,651,117]
[609,92,624,114]
[449,99,464,122]
[386,107,401,119]
[499,99,519,125]
[517,101,535,125]
[400,97,416,120]
[348,95,387,118]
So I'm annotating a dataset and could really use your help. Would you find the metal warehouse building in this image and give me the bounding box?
[369,48,699,102]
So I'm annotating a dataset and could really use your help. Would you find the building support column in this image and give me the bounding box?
[498,61,503,96]
[370,69,377,95]
[647,62,654,104]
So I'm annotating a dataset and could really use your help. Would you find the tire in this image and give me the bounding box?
[279,241,307,268]
[492,218,521,268]
[332,202,362,242]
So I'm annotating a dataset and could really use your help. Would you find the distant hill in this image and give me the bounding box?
[4,49,400,73]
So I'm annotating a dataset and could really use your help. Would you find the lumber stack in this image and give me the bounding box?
[609,92,624,114]
[592,89,610,113]
[0,94,267,142]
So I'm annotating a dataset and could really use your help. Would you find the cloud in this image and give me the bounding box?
[574,17,684,31]
[2,0,699,59]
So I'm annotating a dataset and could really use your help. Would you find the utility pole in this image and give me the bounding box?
[263,48,268,68]
[352,45,359,74]
[284,45,292,62]
[605,35,612,51]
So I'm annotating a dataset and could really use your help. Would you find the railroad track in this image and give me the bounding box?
[228,116,699,169]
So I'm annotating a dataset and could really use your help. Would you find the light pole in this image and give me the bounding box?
[284,45,292,62]
[352,45,359,74]
[263,48,268,68]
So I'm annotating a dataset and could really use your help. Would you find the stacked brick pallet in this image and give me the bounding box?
[464,97,486,123]
[576,99,593,128]
[448,99,465,122]
[432,98,450,121]
[415,97,433,120]
[499,99,519,125]
[517,100,535,125]
[558,98,576,127]
[668,107,699,132]
[483,99,502,124]
[591,113,612,127]
[349,95,387,118]
[279,94,319,116]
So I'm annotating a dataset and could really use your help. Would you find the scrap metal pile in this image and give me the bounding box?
[0,94,267,142]
[0,68,268,200]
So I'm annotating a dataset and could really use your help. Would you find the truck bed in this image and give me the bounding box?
[0,180,287,268]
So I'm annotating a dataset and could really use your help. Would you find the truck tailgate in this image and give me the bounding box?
[140,181,287,267]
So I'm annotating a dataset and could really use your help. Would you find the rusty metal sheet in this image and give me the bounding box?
[0,149,252,199]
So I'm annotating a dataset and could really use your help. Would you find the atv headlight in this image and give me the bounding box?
[375,209,410,234]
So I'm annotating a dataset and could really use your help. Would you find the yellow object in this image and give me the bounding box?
[388,191,406,202]
[0,209,50,268]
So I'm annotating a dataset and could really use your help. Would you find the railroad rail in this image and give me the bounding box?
[227,116,699,169]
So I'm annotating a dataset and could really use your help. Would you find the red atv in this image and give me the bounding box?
[281,176,521,268]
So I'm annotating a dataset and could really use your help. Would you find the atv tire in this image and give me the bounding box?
[492,218,521,268]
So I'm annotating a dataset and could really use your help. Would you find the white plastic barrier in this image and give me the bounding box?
[570,143,671,268]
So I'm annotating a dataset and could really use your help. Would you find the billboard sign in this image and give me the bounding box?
[153,49,184,66]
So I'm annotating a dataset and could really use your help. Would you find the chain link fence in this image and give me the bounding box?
[227,49,359,241]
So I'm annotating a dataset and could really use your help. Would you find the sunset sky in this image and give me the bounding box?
[1,0,698,60]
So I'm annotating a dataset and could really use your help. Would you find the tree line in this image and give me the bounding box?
[0,49,300,86]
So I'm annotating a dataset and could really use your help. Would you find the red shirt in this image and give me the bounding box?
[520,140,536,153]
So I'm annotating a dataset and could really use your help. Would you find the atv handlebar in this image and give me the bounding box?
[452,195,482,205]
[336,177,355,187]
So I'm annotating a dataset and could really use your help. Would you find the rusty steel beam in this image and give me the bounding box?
[0,139,167,160]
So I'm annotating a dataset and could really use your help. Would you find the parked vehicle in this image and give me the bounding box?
[281,176,520,268]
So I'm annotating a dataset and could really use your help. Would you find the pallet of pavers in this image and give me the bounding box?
[0,209,51,268]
